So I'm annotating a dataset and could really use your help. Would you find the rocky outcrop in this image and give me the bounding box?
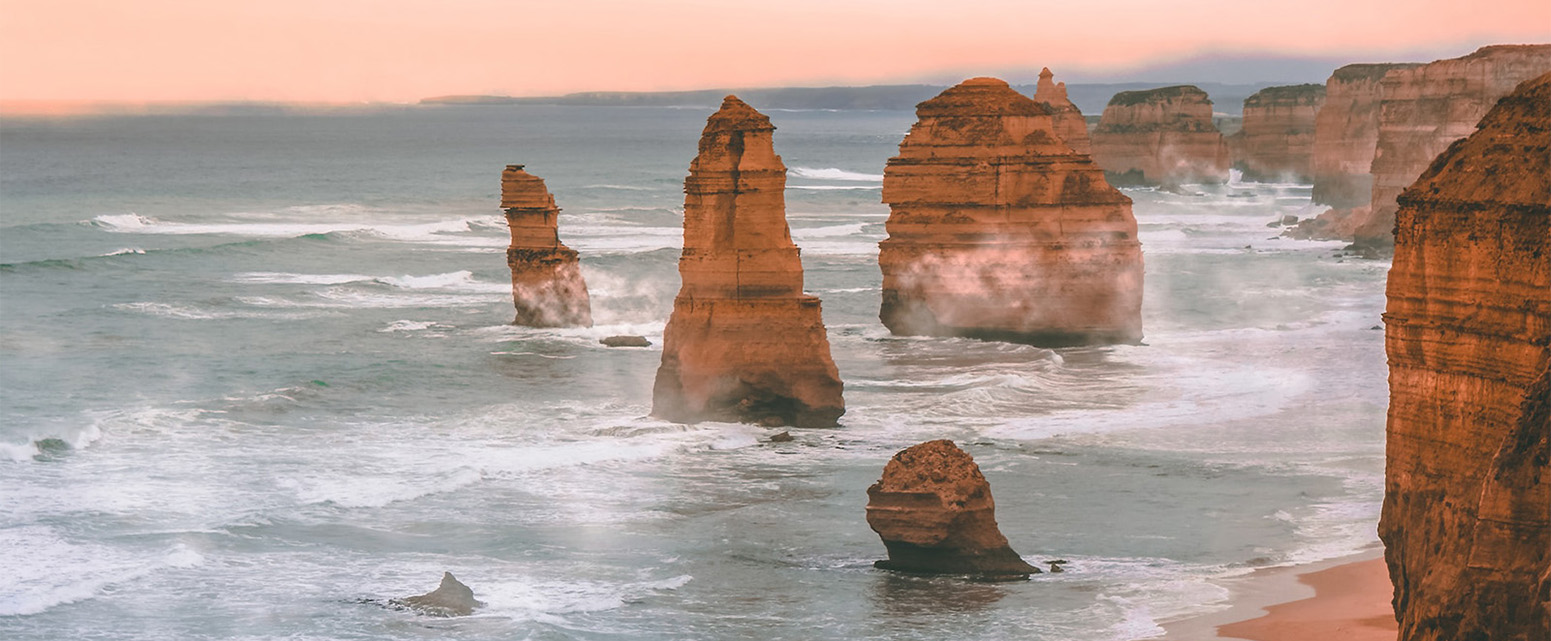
[878,77,1142,347]
[651,96,845,428]
[1090,85,1230,185]
[866,440,1038,577]
[1310,63,1421,208]
[1378,71,1551,641]
[1355,45,1551,250]
[502,164,592,327]
[1229,84,1325,182]
[1031,67,1091,155]
[391,572,484,617]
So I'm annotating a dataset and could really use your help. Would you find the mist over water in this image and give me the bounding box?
[0,106,1386,640]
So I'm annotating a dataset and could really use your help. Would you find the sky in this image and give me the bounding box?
[1,0,1548,103]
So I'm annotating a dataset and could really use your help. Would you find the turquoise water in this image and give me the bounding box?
[1,104,1388,640]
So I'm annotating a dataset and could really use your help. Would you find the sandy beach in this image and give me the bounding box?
[1160,549,1397,641]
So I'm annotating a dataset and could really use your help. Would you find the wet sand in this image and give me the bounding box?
[1160,549,1397,640]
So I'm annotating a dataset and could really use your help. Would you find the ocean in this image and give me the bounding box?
[0,104,1389,640]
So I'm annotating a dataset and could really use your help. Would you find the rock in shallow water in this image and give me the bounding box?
[389,572,485,617]
[600,335,651,347]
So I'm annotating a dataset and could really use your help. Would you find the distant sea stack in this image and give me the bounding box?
[1355,44,1551,251]
[866,440,1039,578]
[1378,72,1551,641]
[1089,85,1230,186]
[501,165,592,327]
[651,96,845,428]
[1310,63,1422,208]
[1031,67,1091,154]
[878,77,1143,347]
[1228,84,1324,182]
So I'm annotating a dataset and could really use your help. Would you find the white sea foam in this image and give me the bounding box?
[787,185,882,191]
[0,527,202,616]
[789,167,884,182]
[91,213,155,229]
[378,270,509,293]
[231,272,374,285]
[790,222,869,239]
[100,247,146,256]
[0,423,104,462]
[581,184,657,191]
[94,212,495,244]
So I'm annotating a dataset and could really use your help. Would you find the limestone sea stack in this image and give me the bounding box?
[1031,67,1091,155]
[1355,44,1551,250]
[1090,85,1230,186]
[501,165,592,327]
[878,77,1143,347]
[1310,63,1421,208]
[651,96,845,428]
[1378,72,1551,641]
[866,440,1038,577]
[1228,84,1325,182]
[390,572,485,617]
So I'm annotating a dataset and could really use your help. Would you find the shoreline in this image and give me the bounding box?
[1158,547,1396,640]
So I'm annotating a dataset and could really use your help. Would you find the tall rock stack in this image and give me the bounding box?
[1229,84,1325,182]
[1379,72,1551,641]
[1356,44,1551,250]
[1310,63,1421,208]
[878,78,1143,347]
[501,165,593,327]
[1089,85,1230,186]
[651,96,845,428]
[1031,67,1091,155]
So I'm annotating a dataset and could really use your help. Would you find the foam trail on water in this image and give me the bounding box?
[789,167,884,182]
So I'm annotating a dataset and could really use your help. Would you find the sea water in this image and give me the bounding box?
[0,105,1388,640]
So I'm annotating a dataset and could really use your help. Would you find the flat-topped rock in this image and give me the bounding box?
[1090,85,1230,186]
[1230,84,1325,182]
[501,165,592,327]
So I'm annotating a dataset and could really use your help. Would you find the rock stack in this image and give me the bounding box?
[1090,85,1230,185]
[651,96,845,428]
[1031,67,1091,155]
[878,77,1143,347]
[1229,84,1325,182]
[866,440,1038,578]
[1379,71,1551,641]
[1310,63,1421,209]
[501,165,592,327]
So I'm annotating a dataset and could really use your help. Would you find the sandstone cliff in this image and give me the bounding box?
[1229,84,1324,182]
[866,440,1038,577]
[1355,44,1551,249]
[1090,85,1230,185]
[1031,67,1091,155]
[878,77,1143,347]
[651,96,845,427]
[1379,71,1551,641]
[1310,63,1421,208]
[502,164,592,327]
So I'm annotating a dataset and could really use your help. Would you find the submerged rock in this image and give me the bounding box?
[866,440,1039,578]
[390,572,485,617]
[502,164,593,327]
[600,335,651,347]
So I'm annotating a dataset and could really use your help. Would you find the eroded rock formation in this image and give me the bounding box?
[1090,85,1230,185]
[651,96,844,428]
[878,77,1142,346]
[1379,71,1551,641]
[1229,84,1325,182]
[502,164,592,327]
[390,572,484,617]
[1031,67,1091,155]
[1310,63,1421,208]
[866,439,1038,577]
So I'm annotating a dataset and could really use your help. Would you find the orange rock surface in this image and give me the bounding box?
[866,440,1038,577]
[1310,63,1421,208]
[1229,84,1325,182]
[1379,71,1551,641]
[651,96,844,428]
[878,77,1143,346]
[1090,85,1230,185]
[1354,45,1551,249]
[1031,67,1091,155]
[501,165,592,327]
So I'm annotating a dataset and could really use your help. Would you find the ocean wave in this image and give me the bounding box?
[231,272,374,285]
[787,185,882,191]
[580,184,657,191]
[377,270,510,293]
[789,167,884,182]
[92,213,495,244]
[100,247,146,256]
[790,222,869,239]
[0,527,203,616]
[0,423,104,462]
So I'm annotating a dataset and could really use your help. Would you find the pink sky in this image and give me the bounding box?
[2,0,1548,103]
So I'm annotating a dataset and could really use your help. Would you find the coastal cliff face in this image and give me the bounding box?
[651,96,845,428]
[501,165,593,327]
[1379,72,1551,641]
[878,77,1143,347]
[1310,63,1422,208]
[866,440,1038,577]
[1090,85,1229,185]
[1031,67,1091,155]
[1355,45,1551,249]
[1230,84,1324,182]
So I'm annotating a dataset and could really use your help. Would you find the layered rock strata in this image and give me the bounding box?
[1378,71,1551,641]
[1229,84,1325,182]
[1310,63,1421,208]
[651,96,844,428]
[501,164,592,327]
[866,440,1038,577]
[1090,85,1230,185]
[1355,45,1551,250]
[879,77,1142,346]
[1031,67,1091,155]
